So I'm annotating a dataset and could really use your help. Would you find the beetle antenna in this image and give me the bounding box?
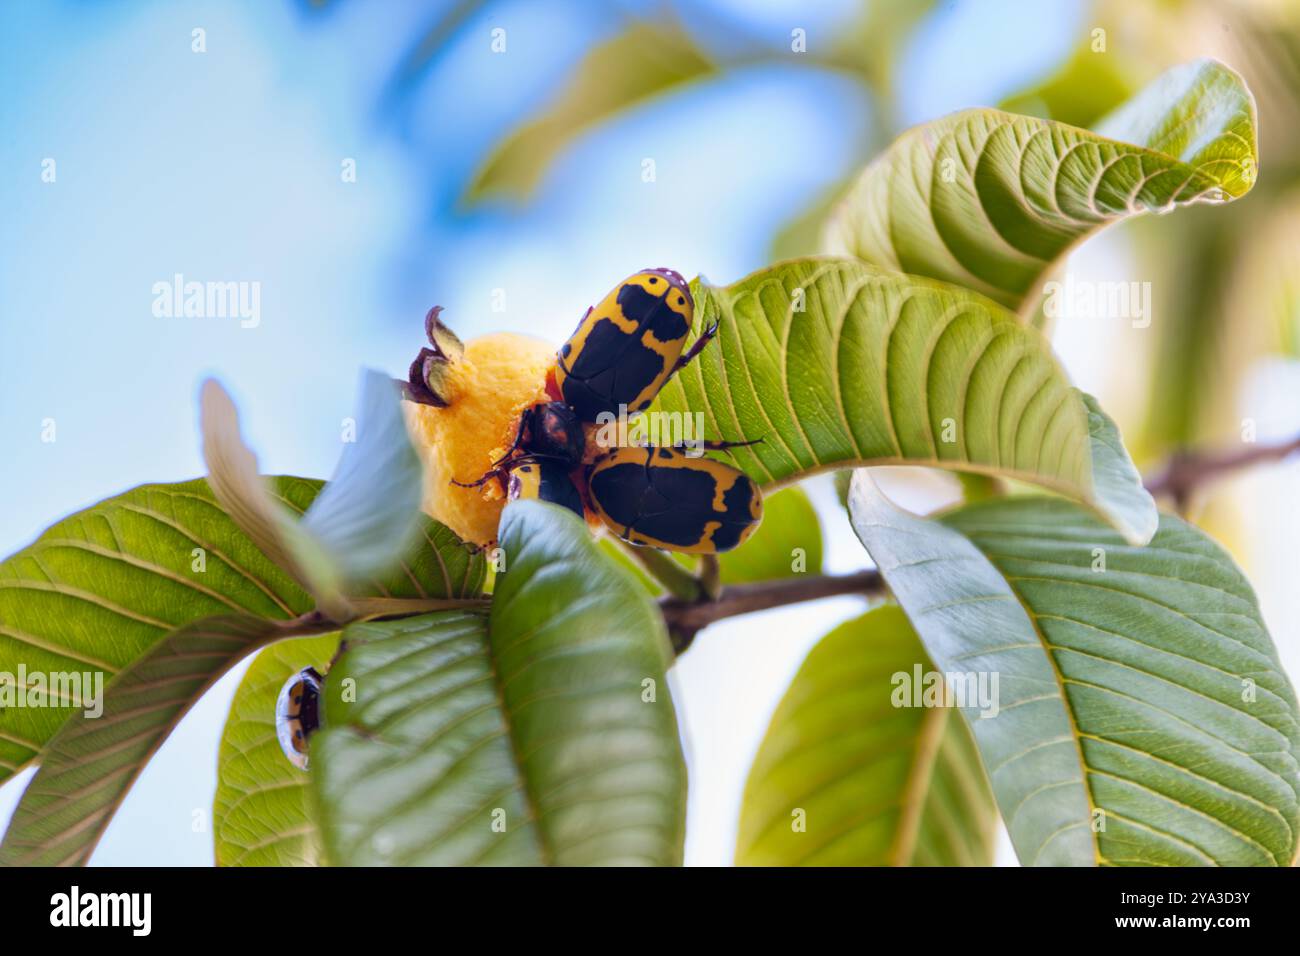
[452,452,573,489]
[450,471,500,489]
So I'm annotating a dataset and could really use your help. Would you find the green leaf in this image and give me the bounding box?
[0,615,329,867]
[736,606,997,866]
[653,258,1156,543]
[0,450,483,858]
[824,59,1257,313]
[465,20,715,202]
[311,501,686,865]
[0,476,318,786]
[848,477,1300,866]
[200,371,424,616]
[214,632,340,867]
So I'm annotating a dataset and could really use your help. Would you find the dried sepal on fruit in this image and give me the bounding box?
[402,306,465,408]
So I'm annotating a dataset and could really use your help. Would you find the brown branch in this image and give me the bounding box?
[660,569,885,655]
[1144,432,1300,513]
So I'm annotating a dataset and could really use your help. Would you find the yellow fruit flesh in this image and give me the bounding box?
[404,332,556,546]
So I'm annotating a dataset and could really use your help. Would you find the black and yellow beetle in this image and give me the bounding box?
[556,267,716,420]
[588,445,762,553]
[453,267,762,554]
[506,458,585,519]
[275,667,323,771]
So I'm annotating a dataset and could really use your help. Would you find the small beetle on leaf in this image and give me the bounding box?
[276,667,324,771]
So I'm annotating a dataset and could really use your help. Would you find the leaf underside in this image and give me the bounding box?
[850,478,1300,866]
[737,606,997,866]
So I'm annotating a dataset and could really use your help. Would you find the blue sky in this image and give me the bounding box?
[0,0,1085,865]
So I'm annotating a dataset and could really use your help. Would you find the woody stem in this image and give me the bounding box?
[659,569,886,655]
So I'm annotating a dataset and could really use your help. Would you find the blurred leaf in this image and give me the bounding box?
[770,179,854,262]
[214,632,340,867]
[737,605,997,866]
[201,372,424,617]
[0,476,318,787]
[1134,205,1246,455]
[1000,42,1138,129]
[652,260,1156,544]
[300,371,424,579]
[824,59,1257,314]
[383,0,492,97]
[833,468,852,509]
[465,20,715,203]
[1237,187,1300,359]
[955,471,1003,504]
[600,537,663,596]
[849,477,1300,866]
[0,615,331,867]
[311,501,686,865]
[822,0,938,134]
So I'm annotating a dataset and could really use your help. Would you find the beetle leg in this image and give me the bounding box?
[699,437,762,451]
[672,321,719,373]
[666,437,764,456]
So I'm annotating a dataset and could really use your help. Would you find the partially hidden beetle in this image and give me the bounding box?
[454,267,763,554]
[276,667,323,771]
[507,458,586,520]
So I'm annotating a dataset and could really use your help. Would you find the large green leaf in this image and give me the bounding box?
[0,615,330,867]
[737,606,997,866]
[849,477,1300,866]
[214,632,340,867]
[824,59,1257,313]
[311,501,686,865]
[465,20,714,202]
[653,258,1156,543]
[0,476,318,785]
[0,506,483,866]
